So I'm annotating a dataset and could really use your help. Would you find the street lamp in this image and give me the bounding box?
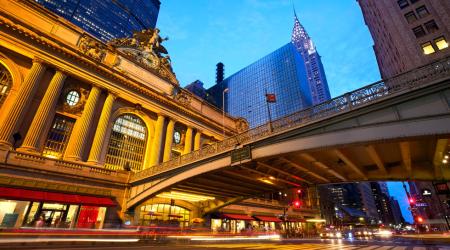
[222,88,229,137]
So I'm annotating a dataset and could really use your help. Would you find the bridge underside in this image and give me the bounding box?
[157,135,450,200]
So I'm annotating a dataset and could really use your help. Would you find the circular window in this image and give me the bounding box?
[66,90,80,106]
[173,131,181,144]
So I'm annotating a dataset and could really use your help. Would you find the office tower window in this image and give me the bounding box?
[404,12,417,23]
[424,20,439,33]
[421,42,435,54]
[0,63,12,108]
[65,90,80,106]
[397,0,409,9]
[435,37,449,50]
[416,6,429,18]
[413,26,426,38]
[105,114,147,171]
[43,116,75,159]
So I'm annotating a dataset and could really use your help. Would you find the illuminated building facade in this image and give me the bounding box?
[34,0,161,42]
[0,0,242,229]
[0,0,321,231]
[358,0,450,79]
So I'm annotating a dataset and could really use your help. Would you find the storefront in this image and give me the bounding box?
[0,187,115,229]
[252,215,282,232]
[282,217,306,237]
[139,203,191,227]
[211,213,253,233]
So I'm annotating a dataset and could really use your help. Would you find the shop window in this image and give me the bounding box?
[140,203,190,227]
[105,114,147,171]
[23,202,80,228]
[397,0,409,9]
[0,63,12,108]
[424,20,439,33]
[421,42,435,55]
[43,115,75,159]
[416,5,429,18]
[435,37,448,50]
[404,11,417,23]
[412,26,426,38]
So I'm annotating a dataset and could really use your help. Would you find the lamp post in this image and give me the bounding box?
[222,88,229,137]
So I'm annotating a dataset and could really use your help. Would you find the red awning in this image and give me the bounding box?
[253,216,282,222]
[221,213,254,221]
[0,187,115,207]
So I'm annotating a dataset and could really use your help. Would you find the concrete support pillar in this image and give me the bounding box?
[87,92,116,164]
[149,114,165,166]
[163,119,175,162]
[194,130,202,151]
[64,86,101,161]
[183,126,193,155]
[18,70,67,153]
[0,58,47,149]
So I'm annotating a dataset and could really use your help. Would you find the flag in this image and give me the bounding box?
[266,93,276,103]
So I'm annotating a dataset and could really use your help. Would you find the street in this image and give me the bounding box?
[4,238,450,250]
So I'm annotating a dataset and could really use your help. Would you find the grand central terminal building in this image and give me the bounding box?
[0,0,320,232]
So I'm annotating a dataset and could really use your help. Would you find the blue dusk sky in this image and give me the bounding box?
[157,0,412,223]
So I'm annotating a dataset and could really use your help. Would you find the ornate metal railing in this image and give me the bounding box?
[132,56,450,182]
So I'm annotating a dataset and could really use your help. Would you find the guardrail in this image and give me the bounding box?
[132,56,450,182]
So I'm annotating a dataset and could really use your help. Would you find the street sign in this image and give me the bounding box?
[422,189,432,197]
[231,145,251,164]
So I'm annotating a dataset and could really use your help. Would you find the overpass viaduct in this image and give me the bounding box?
[127,56,450,212]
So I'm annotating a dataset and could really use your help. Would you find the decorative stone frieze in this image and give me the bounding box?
[78,35,106,62]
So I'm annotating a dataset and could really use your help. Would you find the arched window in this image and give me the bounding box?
[0,63,12,108]
[105,114,147,171]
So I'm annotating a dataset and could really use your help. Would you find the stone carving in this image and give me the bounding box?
[175,91,192,106]
[78,35,106,61]
[235,118,249,133]
[108,28,178,84]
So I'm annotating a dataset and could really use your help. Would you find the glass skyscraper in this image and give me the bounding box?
[34,0,160,42]
[208,14,330,128]
[209,43,311,127]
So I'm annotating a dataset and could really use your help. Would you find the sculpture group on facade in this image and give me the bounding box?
[108,28,177,84]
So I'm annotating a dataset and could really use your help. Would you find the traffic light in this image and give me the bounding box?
[293,200,301,208]
[409,198,415,204]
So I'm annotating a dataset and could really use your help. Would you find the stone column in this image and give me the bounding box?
[149,114,165,166]
[0,58,47,149]
[18,70,67,153]
[194,130,202,151]
[87,92,116,164]
[64,86,101,161]
[183,126,193,155]
[163,119,175,162]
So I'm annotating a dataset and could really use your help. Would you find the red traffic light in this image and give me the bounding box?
[294,201,301,208]
[416,216,423,223]
[297,189,302,194]
[409,198,415,204]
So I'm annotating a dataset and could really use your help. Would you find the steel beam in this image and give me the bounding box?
[333,149,367,180]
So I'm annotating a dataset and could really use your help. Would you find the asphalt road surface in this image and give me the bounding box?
[10,238,450,250]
